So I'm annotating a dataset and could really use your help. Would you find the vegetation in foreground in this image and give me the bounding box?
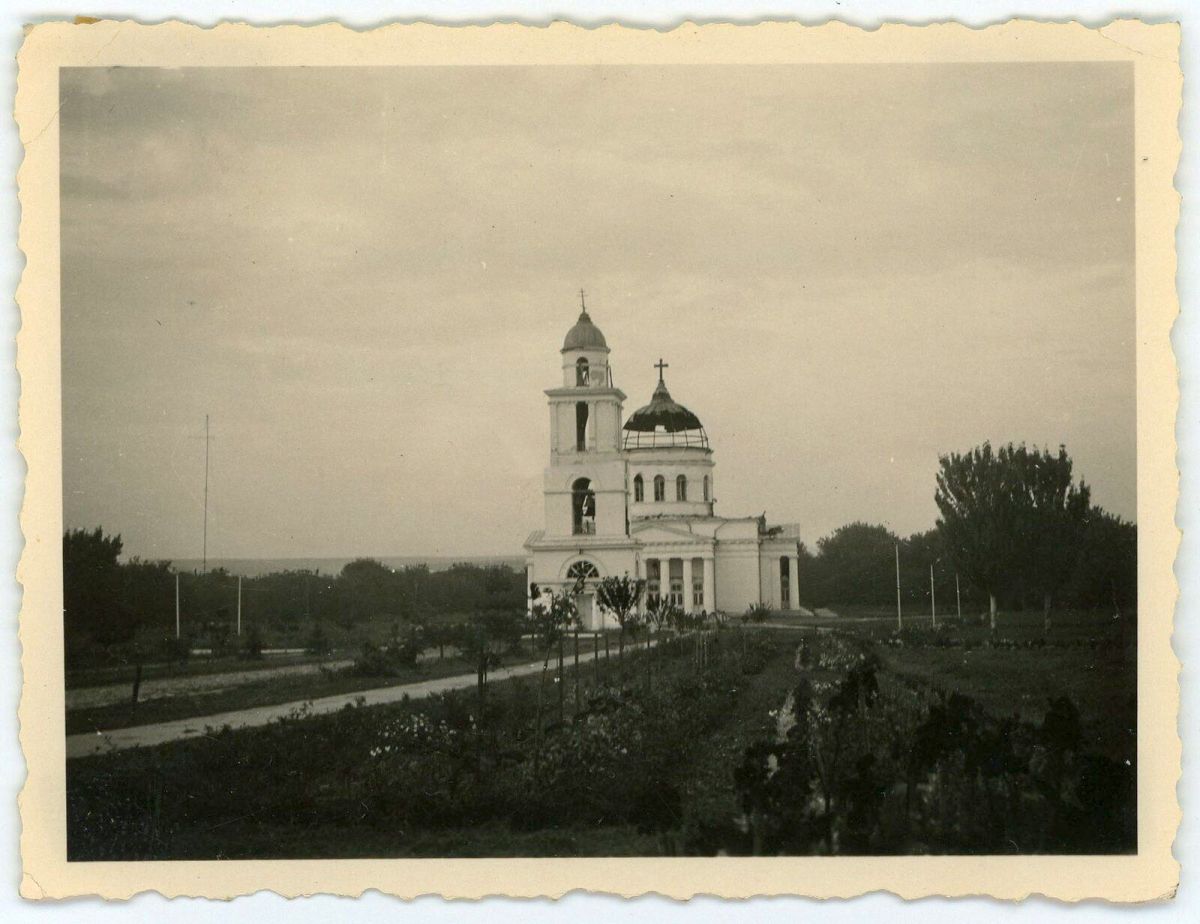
[67,610,1134,860]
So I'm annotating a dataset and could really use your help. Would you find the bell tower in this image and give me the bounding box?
[542,292,628,539]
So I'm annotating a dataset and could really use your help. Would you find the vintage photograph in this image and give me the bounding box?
[15,19,1181,901]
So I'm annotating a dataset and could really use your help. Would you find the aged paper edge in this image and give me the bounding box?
[13,17,1182,903]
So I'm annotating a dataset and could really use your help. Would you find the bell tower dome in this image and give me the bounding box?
[560,291,613,390]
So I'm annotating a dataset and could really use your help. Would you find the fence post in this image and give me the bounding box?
[557,636,565,723]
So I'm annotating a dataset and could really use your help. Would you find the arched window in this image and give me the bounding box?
[703,475,711,502]
[576,357,590,386]
[567,560,600,581]
[653,475,666,502]
[676,474,688,501]
[633,474,644,502]
[572,477,596,535]
[575,402,589,451]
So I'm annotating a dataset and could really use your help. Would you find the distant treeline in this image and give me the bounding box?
[63,528,526,666]
[799,442,1137,617]
[797,514,1136,613]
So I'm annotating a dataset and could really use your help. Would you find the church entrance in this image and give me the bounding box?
[575,593,596,630]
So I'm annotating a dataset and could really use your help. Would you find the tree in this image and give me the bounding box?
[457,609,524,725]
[1012,445,1091,629]
[1065,507,1137,616]
[595,573,646,662]
[808,522,900,606]
[63,527,137,664]
[935,442,1090,631]
[528,582,580,778]
[338,558,403,625]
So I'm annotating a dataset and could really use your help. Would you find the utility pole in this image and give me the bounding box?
[202,414,210,574]
[237,575,242,636]
[894,544,903,631]
[930,563,937,628]
[175,572,181,639]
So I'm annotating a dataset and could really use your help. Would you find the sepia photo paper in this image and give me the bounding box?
[14,17,1181,902]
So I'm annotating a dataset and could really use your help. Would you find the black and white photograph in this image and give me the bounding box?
[12,16,1182,903]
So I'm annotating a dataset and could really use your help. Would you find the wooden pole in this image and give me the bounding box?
[202,414,209,574]
[237,575,242,636]
[573,628,580,713]
[557,637,564,723]
[930,564,936,628]
[894,544,903,631]
[956,573,962,621]
[593,631,600,684]
[175,572,180,639]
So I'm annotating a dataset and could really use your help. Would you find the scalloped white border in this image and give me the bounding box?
[12,17,1181,902]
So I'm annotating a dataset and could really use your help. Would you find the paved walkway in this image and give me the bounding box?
[65,653,577,760]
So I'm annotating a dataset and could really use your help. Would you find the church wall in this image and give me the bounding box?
[759,552,781,608]
[714,544,761,613]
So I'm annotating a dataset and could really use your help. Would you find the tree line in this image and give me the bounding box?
[799,443,1136,624]
[62,529,526,667]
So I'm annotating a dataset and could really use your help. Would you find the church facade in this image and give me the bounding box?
[524,302,804,630]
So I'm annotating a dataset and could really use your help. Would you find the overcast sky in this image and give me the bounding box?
[60,63,1134,561]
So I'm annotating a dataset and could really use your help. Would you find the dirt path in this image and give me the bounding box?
[66,638,661,760]
[66,655,552,759]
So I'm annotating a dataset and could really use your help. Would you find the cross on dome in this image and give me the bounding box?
[654,358,669,383]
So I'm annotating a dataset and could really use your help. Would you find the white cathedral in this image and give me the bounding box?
[524,300,804,630]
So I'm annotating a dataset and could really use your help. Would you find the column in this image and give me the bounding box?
[703,556,716,614]
[789,555,800,611]
[770,556,781,608]
[587,401,597,451]
[681,557,693,614]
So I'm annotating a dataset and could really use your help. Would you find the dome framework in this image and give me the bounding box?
[622,375,710,450]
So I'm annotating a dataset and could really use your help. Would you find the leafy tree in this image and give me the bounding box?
[808,522,900,606]
[936,443,1019,630]
[63,527,136,664]
[1012,445,1091,629]
[595,573,646,661]
[1065,507,1137,616]
[338,558,403,624]
[528,582,580,778]
[457,609,524,723]
[935,442,1090,631]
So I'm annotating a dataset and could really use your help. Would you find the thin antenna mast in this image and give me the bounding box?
[202,414,210,573]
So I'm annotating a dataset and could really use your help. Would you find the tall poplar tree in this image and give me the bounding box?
[935,442,1089,631]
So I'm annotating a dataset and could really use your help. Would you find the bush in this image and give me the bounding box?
[241,626,264,660]
[348,636,421,677]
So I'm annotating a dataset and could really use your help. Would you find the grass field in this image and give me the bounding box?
[66,608,1135,859]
